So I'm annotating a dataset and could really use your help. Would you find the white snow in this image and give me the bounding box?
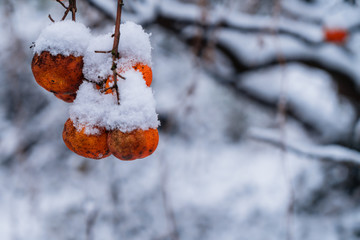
[248,127,360,165]
[282,0,360,29]
[239,64,356,141]
[82,21,152,83]
[33,20,91,57]
[82,33,114,83]
[4,1,360,240]
[323,4,360,28]
[119,21,152,67]
[70,69,159,133]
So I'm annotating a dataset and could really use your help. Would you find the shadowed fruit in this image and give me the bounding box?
[108,128,159,161]
[54,92,77,103]
[324,28,348,44]
[62,119,111,159]
[31,51,84,94]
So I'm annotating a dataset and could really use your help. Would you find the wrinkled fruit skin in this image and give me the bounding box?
[31,51,84,94]
[62,119,111,159]
[108,128,159,161]
[324,28,348,44]
[54,92,77,103]
[133,63,152,87]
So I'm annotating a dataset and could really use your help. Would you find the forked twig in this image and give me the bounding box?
[49,0,77,22]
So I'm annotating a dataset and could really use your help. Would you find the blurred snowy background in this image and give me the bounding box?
[1,0,360,239]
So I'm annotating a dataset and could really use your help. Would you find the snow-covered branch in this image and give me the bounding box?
[247,128,360,167]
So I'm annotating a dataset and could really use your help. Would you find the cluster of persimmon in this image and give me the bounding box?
[31,22,159,161]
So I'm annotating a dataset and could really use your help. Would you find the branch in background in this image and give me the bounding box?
[206,70,360,154]
[204,71,320,134]
[213,41,360,104]
[152,14,360,107]
[247,129,360,167]
[82,0,321,47]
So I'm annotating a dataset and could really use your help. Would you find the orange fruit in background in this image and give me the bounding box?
[31,51,84,94]
[54,92,77,103]
[62,119,111,159]
[108,128,159,161]
[324,28,348,44]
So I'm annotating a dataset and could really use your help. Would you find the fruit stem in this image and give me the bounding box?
[111,0,124,105]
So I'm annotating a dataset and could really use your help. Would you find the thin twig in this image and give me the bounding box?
[61,8,70,20]
[83,78,104,85]
[101,86,116,93]
[56,0,76,21]
[48,14,55,22]
[116,73,125,79]
[95,50,112,54]
[56,0,67,9]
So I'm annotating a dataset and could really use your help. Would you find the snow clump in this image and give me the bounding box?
[33,20,91,57]
[82,33,114,83]
[70,69,159,133]
[82,21,152,83]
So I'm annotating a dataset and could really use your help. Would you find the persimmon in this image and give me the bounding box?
[54,92,77,103]
[62,119,111,159]
[324,28,348,44]
[101,63,153,95]
[108,128,159,161]
[133,63,152,87]
[31,51,84,94]
[104,76,115,94]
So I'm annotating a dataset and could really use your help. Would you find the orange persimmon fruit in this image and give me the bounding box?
[31,51,84,94]
[108,128,159,161]
[324,28,348,44]
[104,76,115,94]
[62,119,111,159]
[101,63,153,95]
[133,63,152,87]
[54,92,77,103]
